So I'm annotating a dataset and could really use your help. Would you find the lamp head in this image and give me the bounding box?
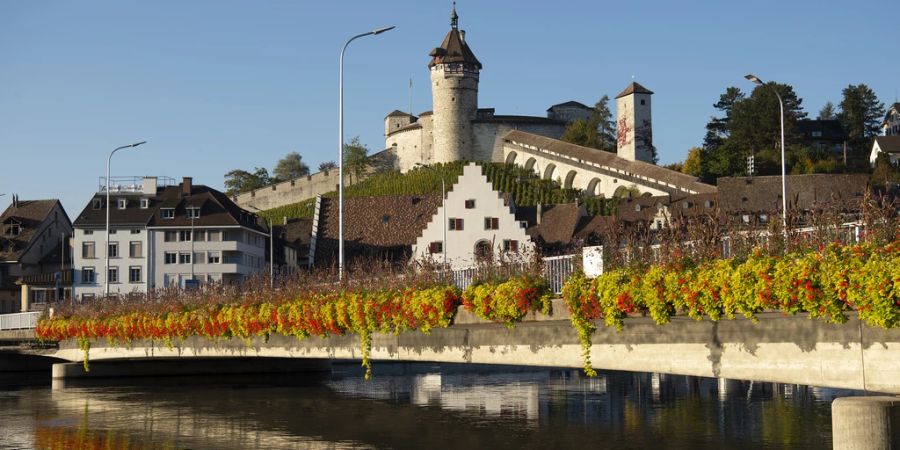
[745,74,764,86]
[373,26,395,35]
[131,141,147,148]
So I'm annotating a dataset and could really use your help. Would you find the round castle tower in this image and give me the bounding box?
[429,5,481,164]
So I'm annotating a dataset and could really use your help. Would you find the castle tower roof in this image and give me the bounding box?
[428,4,482,69]
[615,82,654,99]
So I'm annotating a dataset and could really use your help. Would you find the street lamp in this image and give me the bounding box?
[106,141,146,297]
[745,74,789,243]
[416,164,448,270]
[247,205,274,288]
[339,25,395,281]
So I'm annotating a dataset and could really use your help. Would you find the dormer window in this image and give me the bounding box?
[161,208,175,219]
[187,207,201,219]
[634,204,641,212]
[117,199,127,210]
[6,223,20,236]
[92,199,102,210]
[140,198,149,209]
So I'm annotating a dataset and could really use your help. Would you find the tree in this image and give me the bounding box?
[561,96,616,151]
[343,136,369,185]
[818,101,836,120]
[701,83,806,181]
[273,152,310,181]
[682,147,702,177]
[838,84,885,167]
[224,167,272,196]
[318,161,338,172]
[871,152,898,188]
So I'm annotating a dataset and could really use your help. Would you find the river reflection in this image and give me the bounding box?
[0,363,863,449]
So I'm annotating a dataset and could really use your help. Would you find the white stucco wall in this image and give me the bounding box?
[73,226,149,299]
[412,164,534,269]
[502,141,671,198]
[472,122,566,164]
[150,227,267,289]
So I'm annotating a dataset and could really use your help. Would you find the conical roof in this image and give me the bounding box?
[428,5,481,69]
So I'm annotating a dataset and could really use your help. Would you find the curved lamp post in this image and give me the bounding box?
[106,141,146,296]
[338,26,395,280]
[745,74,788,244]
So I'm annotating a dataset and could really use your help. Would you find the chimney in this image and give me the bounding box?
[283,216,288,225]
[460,30,466,42]
[182,177,192,196]
[536,203,542,225]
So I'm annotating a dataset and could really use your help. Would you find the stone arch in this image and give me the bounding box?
[542,163,557,181]
[585,177,601,196]
[563,170,577,189]
[505,151,518,165]
[474,239,493,263]
[524,157,537,172]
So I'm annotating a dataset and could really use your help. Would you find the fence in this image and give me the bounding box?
[0,311,41,331]
[449,254,577,294]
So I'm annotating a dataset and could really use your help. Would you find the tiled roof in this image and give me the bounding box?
[615,82,654,99]
[518,204,582,248]
[717,174,869,213]
[0,199,62,262]
[73,182,268,234]
[314,194,442,266]
[386,110,413,118]
[473,115,564,125]
[428,27,482,69]
[874,136,900,154]
[503,130,717,195]
[547,101,590,111]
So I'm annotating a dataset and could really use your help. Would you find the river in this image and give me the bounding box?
[0,362,862,449]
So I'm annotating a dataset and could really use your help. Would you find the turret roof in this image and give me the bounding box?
[615,82,654,99]
[428,6,482,69]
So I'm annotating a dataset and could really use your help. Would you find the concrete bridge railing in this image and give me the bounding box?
[40,300,900,394]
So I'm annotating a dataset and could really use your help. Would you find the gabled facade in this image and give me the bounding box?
[884,103,900,137]
[0,198,72,313]
[870,136,900,166]
[413,164,534,269]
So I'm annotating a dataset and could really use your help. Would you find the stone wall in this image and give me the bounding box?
[430,66,478,164]
[233,170,344,210]
[473,122,566,164]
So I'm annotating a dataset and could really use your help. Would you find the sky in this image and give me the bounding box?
[1,0,896,216]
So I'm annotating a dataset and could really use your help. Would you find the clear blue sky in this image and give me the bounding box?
[1,0,895,215]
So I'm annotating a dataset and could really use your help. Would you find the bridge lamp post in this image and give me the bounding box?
[106,141,146,297]
[416,164,448,270]
[338,25,395,281]
[744,74,789,245]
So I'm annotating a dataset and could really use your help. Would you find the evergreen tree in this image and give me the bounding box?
[838,84,885,167]
[561,96,616,151]
[343,136,369,185]
[818,101,836,120]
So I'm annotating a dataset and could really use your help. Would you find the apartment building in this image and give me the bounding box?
[72,177,268,300]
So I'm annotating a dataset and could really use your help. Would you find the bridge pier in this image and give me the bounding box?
[51,357,332,382]
[832,396,900,449]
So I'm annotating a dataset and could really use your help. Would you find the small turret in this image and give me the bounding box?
[615,81,655,164]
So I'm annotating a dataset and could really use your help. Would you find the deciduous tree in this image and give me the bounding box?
[273,152,310,181]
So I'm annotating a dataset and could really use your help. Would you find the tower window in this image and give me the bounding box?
[640,99,646,105]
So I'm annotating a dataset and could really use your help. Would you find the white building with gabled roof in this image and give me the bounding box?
[412,163,534,269]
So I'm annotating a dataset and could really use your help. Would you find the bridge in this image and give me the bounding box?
[12,300,898,395]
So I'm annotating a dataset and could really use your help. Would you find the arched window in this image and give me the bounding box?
[474,240,493,263]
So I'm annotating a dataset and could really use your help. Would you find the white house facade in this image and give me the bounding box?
[412,164,534,269]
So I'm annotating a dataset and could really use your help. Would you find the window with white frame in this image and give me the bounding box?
[131,229,140,234]
[208,230,221,242]
[484,217,499,230]
[117,198,127,209]
[164,231,177,242]
[129,241,142,258]
[81,267,95,284]
[82,242,96,259]
[164,252,177,264]
[129,266,141,283]
[140,198,149,209]
[502,239,519,252]
[207,251,221,264]
[108,242,119,258]
[179,252,191,264]
[92,199,102,210]
[161,208,175,219]
[187,207,201,219]
[108,267,119,283]
[194,230,206,241]
[448,218,464,230]
[179,230,192,242]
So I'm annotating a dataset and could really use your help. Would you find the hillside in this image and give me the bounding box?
[260,162,617,221]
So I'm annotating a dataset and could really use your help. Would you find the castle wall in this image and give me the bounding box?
[431,66,478,164]
[390,115,434,173]
[233,170,344,210]
[473,122,567,163]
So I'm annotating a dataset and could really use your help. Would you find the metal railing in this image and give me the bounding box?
[449,254,578,294]
[0,311,41,331]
